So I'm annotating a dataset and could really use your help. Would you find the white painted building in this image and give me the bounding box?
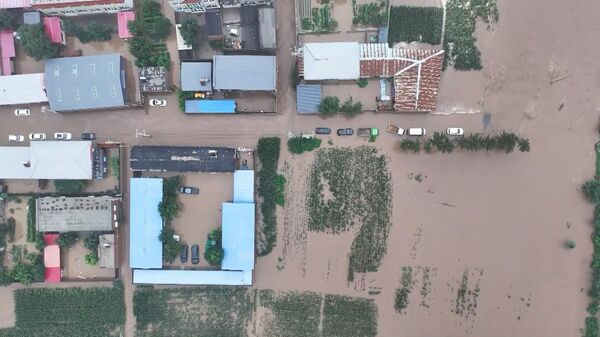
[31,0,133,16]
[167,0,218,13]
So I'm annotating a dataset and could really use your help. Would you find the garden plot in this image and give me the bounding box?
[307,146,392,281]
[134,287,377,337]
[388,6,444,45]
[0,283,124,337]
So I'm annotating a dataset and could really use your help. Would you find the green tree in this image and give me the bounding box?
[159,227,180,263]
[400,139,420,153]
[0,9,18,30]
[356,78,368,88]
[57,232,77,248]
[517,137,530,152]
[17,24,62,61]
[204,229,223,266]
[179,18,202,48]
[85,253,99,265]
[319,96,340,116]
[583,180,600,204]
[10,263,34,285]
[35,232,45,251]
[563,239,576,249]
[84,233,100,251]
[431,132,455,153]
[340,97,363,117]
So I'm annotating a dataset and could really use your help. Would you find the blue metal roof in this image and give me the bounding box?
[213,55,276,91]
[181,62,212,91]
[233,170,254,203]
[296,84,321,114]
[44,54,126,112]
[133,269,252,285]
[185,100,236,113]
[129,178,163,269]
[378,26,388,43]
[221,202,255,271]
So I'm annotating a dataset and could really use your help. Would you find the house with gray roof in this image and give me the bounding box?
[181,62,212,91]
[44,54,128,112]
[213,55,275,91]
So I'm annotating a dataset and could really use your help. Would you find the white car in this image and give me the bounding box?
[29,133,46,141]
[149,99,167,107]
[8,134,24,142]
[447,127,464,136]
[229,28,240,37]
[407,128,427,136]
[14,108,30,116]
[54,132,72,140]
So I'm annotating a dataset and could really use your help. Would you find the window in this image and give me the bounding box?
[72,64,77,78]
[90,63,96,76]
[73,87,80,101]
[56,88,62,102]
[108,62,114,74]
[92,85,99,99]
[54,66,60,78]
[110,84,116,97]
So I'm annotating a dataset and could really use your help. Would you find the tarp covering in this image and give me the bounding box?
[133,269,252,285]
[129,178,163,269]
[185,100,235,113]
[221,202,255,271]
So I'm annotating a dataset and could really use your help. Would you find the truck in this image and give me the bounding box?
[357,128,379,137]
[386,124,405,135]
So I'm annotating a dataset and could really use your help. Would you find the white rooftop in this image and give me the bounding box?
[302,42,360,80]
[0,73,48,105]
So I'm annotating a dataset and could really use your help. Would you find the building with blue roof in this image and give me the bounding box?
[221,202,255,271]
[185,99,236,113]
[233,170,254,203]
[129,178,163,269]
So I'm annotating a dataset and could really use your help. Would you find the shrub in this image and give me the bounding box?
[26,198,36,242]
[340,97,363,117]
[209,40,223,50]
[63,19,114,43]
[6,217,15,242]
[35,232,45,251]
[256,137,281,256]
[9,263,34,286]
[28,254,44,282]
[287,137,322,154]
[204,229,224,266]
[85,253,99,265]
[176,89,194,112]
[585,316,599,337]
[54,180,87,195]
[564,239,576,249]
[583,180,600,204]
[400,139,421,153]
[275,174,286,206]
[159,227,181,263]
[357,78,368,88]
[319,96,340,116]
[430,132,455,153]
[179,18,202,47]
[0,9,17,30]
[158,175,181,222]
[352,2,387,27]
[84,233,100,251]
[57,232,77,248]
[111,155,120,178]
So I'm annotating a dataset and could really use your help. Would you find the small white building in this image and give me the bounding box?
[0,73,47,105]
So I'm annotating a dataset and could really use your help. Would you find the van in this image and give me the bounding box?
[407,128,426,136]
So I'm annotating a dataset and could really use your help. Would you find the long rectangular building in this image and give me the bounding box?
[130,146,236,172]
[36,196,118,232]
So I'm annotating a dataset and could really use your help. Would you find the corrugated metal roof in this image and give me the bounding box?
[0,73,47,105]
[296,84,321,114]
[36,196,114,232]
[23,11,40,24]
[0,0,30,8]
[258,7,275,49]
[302,42,360,80]
[213,55,275,91]
[233,170,254,203]
[129,178,163,269]
[181,62,212,91]
[44,54,126,112]
[133,269,253,285]
[185,99,235,113]
[221,202,255,271]
[43,17,63,44]
[0,141,92,179]
[378,26,388,43]
[117,11,134,39]
[205,10,222,37]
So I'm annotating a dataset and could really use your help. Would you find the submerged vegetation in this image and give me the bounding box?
[388,6,444,45]
[307,147,393,281]
[257,137,281,256]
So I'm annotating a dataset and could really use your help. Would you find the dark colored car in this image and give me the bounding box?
[191,245,200,265]
[178,186,199,194]
[81,132,97,140]
[180,245,188,263]
[336,128,354,136]
[315,127,332,135]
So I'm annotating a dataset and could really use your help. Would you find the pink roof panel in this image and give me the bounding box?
[45,267,61,283]
[44,245,60,268]
[0,0,30,8]
[44,233,59,245]
[0,29,15,58]
[43,17,63,44]
[117,11,134,39]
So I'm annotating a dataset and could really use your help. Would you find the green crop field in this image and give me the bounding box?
[388,6,444,45]
[0,282,124,337]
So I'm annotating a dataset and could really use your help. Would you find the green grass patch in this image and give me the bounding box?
[388,6,443,45]
[257,137,281,256]
[54,180,87,195]
[275,174,286,206]
[444,0,499,70]
[0,282,124,337]
[307,147,393,281]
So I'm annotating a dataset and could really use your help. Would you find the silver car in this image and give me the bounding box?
[29,133,46,140]
[54,132,72,140]
[8,134,24,142]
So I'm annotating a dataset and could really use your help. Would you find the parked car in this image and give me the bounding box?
[81,132,97,140]
[178,186,199,194]
[336,128,354,136]
[229,28,240,37]
[447,127,464,136]
[14,108,30,116]
[54,132,72,140]
[180,245,188,263]
[407,128,426,136]
[28,133,46,140]
[315,127,332,135]
[386,124,405,136]
[191,245,200,264]
[8,134,24,142]
[149,99,167,107]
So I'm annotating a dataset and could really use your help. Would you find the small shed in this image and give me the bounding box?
[43,17,65,45]
[117,11,135,39]
[185,99,235,113]
[296,84,321,114]
[23,12,40,25]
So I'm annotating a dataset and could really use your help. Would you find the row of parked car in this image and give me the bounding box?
[180,244,200,264]
[8,132,97,142]
[314,126,464,137]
